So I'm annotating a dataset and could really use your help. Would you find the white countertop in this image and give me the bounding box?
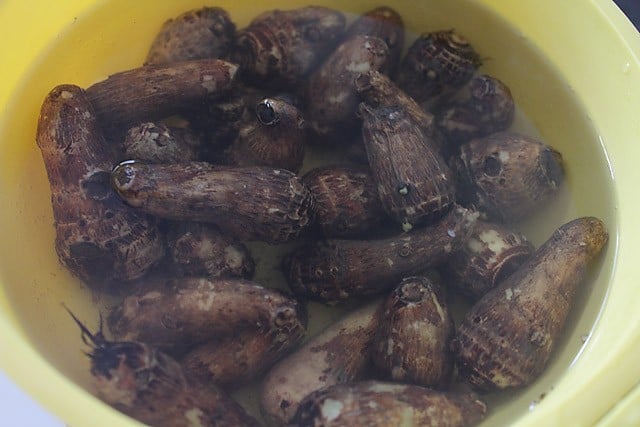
[0,369,62,426]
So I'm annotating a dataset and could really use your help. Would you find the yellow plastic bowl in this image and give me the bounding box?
[0,0,639,426]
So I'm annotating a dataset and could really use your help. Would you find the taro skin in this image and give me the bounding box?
[232,6,346,88]
[260,301,381,426]
[452,217,608,391]
[36,84,164,289]
[372,276,455,388]
[108,277,306,354]
[451,131,564,223]
[111,161,315,244]
[69,314,260,427]
[286,205,478,304]
[359,103,455,228]
[145,7,236,66]
[293,381,487,427]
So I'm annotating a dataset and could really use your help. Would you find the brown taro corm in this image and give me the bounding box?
[67,310,260,427]
[187,83,267,160]
[436,74,516,151]
[145,7,236,66]
[306,35,391,141]
[451,131,564,223]
[110,161,315,244]
[260,301,381,426]
[231,6,346,88]
[355,70,435,131]
[359,103,455,229]
[441,220,535,300]
[302,165,388,238]
[165,222,255,279]
[452,217,608,391]
[293,381,487,427]
[85,59,238,137]
[285,205,478,304]
[36,84,164,291]
[108,277,307,355]
[182,321,305,391]
[121,122,202,163]
[372,276,455,388]
[354,70,448,155]
[226,96,306,173]
[344,6,405,75]
[396,29,482,111]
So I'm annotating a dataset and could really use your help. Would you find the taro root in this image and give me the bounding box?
[302,165,387,237]
[293,381,487,427]
[166,222,255,279]
[372,276,455,388]
[436,74,516,149]
[231,6,346,88]
[145,7,236,66]
[182,322,305,390]
[396,30,482,110]
[441,220,535,300]
[355,70,435,130]
[306,35,390,140]
[110,161,315,243]
[85,59,238,136]
[355,70,446,155]
[226,96,306,172]
[68,312,260,427]
[344,6,404,75]
[195,92,248,151]
[122,122,201,163]
[108,277,307,354]
[187,84,265,159]
[36,84,164,289]
[451,131,564,223]
[360,103,455,229]
[260,301,381,426]
[451,217,608,391]
[285,205,478,304]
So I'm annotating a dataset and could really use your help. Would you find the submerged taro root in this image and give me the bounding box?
[344,6,405,74]
[452,217,608,391]
[452,131,564,222]
[145,7,236,66]
[360,103,455,228]
[306,35,390,140]
[182,321,305,390]
[285,205,478,304]
[108,277,307,354]
[436,74,516,149]
[232,6,346,88]
[110,161,314,243]
[302,165,387,237]
[260,301,381,426]
[122,122,202,163]
[86,59,238,136]
[36,84,164,289]
[355,70,435,131]
[372,276,455,388]
[67,311,260,427]
[187,84,265,158]
[166,222,255,279]
[226,97,306,172]
[396,30,482,110]
[441,220,535,300]
[293,381,487,427]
